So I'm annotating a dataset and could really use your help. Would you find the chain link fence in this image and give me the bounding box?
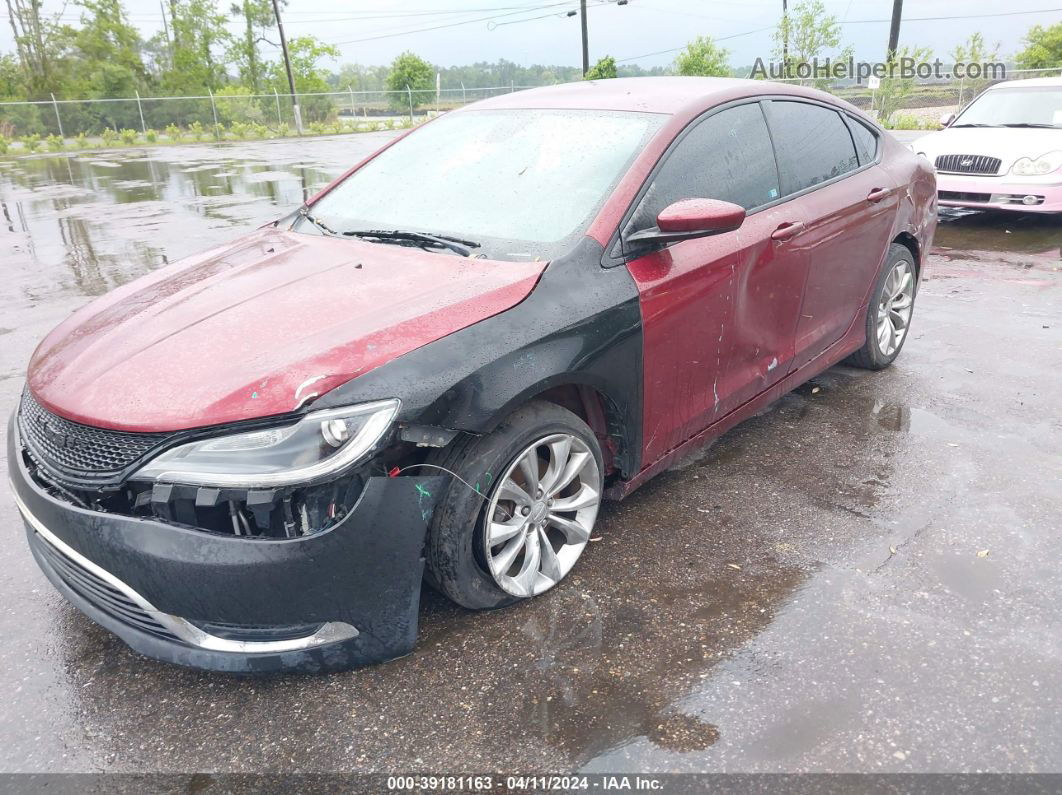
[1,68,1059,153]
[770,67,1062,129]
[0,84,534,152]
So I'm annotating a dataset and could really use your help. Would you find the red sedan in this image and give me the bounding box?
[10,78,937,672]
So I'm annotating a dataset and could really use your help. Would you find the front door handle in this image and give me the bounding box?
[771,221,805,242]
[867,187,890,203]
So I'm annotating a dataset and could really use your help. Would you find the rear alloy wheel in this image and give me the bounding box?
[845,243,918,370]
[875,259,915,357]
[484,433,600,598]
[425,401,604,610]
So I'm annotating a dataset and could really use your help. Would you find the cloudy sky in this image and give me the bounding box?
[3,0,1060,74]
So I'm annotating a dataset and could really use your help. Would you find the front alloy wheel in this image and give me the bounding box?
[424,401,604,610]
[484,434,600,598]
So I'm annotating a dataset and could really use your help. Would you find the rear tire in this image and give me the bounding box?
[424,401,604,610]
[845,243,918,370]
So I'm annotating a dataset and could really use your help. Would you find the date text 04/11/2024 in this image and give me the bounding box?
[385,775,665,791]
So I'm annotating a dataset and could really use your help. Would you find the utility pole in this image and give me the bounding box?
[781,0,788,77]
[159,0,172,69]
[886,0,903,60]
[271,0,302,134]
[580,0,589,75]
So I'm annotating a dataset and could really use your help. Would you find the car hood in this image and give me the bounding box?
[27,228,545,432]
[912,127,1062,171]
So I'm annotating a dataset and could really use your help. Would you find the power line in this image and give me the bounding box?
[488,0,611,28]
[30,4,568,25]
[615,5,1062,64]
[325,1,582,45]
[616,25,776,63]
[842,6,1062,24]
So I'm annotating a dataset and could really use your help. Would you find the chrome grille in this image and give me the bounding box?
[35,535,180,642]
[934,154,1002,175]
[17,388,171,484]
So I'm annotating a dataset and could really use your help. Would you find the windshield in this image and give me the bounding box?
[953,86,1062,127]
[300,108,664,261]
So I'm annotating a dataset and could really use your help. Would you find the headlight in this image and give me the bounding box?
[132,400,399,488]
[1011,151,1062,176]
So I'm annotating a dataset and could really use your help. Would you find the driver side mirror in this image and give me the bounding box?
[624,198,746,250]
[938,112,956,129]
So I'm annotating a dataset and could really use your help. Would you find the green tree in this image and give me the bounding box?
[72,0,145,77]
[1016,23,1062,69]
[773,0,851,85]
[228,0,277,91]
[163,0,230,94]
[266,35,338,94]
[0,52,45,134]
[951,33,1000,100]
[874,45,933,128]
[7,0,150,133]
[386,51,433,110]
[4,0,72,97]
[950,32,999,66]
[335,62,389,92]
[267,35,339,122]
[214,84,265,125]
[584,55,617,80]
[674,36,730,77]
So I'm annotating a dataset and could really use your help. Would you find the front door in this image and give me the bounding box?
[624,101,807,465]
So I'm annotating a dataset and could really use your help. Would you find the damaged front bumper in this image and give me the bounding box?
[8,416,443,673]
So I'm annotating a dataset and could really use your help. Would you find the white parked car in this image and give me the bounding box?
[912,76,1061,214]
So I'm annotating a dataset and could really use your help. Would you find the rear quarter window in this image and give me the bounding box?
[768,101,860,195]
[845,116,879,165]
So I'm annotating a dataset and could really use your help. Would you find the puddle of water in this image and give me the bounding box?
[932,209,1061,273]
[0,136,396,309]
[493,562,808,764]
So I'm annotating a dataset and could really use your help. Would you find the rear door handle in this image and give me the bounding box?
[867,187,890,203]
[771,222,805,242]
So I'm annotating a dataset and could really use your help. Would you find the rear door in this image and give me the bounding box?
[621,101,807,465]
[764,100,899,370]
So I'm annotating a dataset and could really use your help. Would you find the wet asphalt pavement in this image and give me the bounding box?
[0,134,1059,774]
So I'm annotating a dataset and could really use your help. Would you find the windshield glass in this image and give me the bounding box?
[954,86,1062,127]
[300,108,664,261]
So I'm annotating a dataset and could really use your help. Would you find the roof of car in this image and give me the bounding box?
[988,76,1062,90]
[465,76,807,115]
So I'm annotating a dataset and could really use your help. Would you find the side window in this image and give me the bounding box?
[768,101,859,195]
[627,103,780,232]
[845,115,879,165]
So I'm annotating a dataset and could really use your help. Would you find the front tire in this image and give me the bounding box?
[424,401,604,610]
[845,243,918,370]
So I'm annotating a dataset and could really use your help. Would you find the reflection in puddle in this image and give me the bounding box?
[871,400,910,433]
[509,560,807,765]
[933,209,1060,272]
[0,136,394,310]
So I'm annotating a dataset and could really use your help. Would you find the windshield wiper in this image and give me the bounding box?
[949,123,996,128]
[1001,123,1058,128]
[298,207,340,237]
[344,229,480,257]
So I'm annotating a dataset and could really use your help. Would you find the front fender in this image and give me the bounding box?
[316,237,645,478]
